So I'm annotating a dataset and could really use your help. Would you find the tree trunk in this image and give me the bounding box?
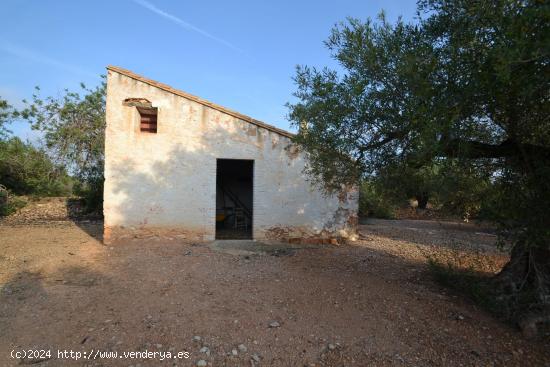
[494,241,550,338]
[416,193,429,209]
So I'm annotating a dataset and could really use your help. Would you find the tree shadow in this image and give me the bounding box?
[358,218,504,254]
[0,265,109,363]
[1,228,548,364]
[66,198,104,242]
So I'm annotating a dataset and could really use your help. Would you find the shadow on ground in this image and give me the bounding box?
[209,240,322,256]
[67,198,104,243]
[0,222,547,366]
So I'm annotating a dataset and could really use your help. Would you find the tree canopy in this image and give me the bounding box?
[17,80,106,210]
[0,137,72,196]
[18,81,106,183]
[288,0,549,332]
[0,98,15,139]
[0,97,73,212]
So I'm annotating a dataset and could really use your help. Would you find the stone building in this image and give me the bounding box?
[104,66,358,243]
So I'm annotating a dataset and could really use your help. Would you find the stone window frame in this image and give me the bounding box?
[122,98,159,135]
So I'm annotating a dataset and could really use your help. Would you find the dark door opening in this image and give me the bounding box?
[215,159,253,240]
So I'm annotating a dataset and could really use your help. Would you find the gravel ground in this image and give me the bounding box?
[0,218,548,366]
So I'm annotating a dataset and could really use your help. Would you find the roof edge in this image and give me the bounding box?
[106,65,295,139]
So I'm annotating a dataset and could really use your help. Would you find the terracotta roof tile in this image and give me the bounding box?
[107,65,295,139]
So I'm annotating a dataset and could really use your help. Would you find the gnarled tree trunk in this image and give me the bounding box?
[494,241,550,338]
[416,193,429,209]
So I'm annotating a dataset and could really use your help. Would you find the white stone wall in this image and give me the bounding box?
[104,70,358,242]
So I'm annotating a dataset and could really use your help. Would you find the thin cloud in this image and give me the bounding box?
[0,42,96,78]
[132,0,244,53]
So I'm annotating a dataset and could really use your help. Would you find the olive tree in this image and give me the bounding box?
[288,0,549,333]
[17,80,106,210]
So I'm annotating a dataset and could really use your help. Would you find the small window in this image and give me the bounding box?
[138,107,158,133]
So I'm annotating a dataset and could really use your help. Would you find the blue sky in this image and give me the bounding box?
[1,0,417,140]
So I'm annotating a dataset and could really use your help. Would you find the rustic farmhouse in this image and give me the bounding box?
[103,66,358,243]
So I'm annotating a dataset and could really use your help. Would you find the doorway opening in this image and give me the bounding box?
[215,159,253,240]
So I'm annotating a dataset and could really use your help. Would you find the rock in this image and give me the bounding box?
[196,360,207,367]
[251,354,260,363]
[328,344,336,350]
[156,344,162,348]
[238,344,247,353]
[269,321,280,328]
[193,336,202,342]
[232,349,238,356]
[199,347,210,356]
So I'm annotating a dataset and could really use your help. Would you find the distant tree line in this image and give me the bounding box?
[359,158,496,221]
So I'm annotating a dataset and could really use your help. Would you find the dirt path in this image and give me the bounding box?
[0,220,548,366]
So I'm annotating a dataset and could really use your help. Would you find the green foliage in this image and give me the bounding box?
[0,137,73,196]
[288,0,549,197]
[375,162,441,210]
[0,98,15,139]
[17,79,106,212]
[358,180,396,219]
[73,178,103,213]
[433,160,494,220]
[0,189,26,216]
[0,96,72,202]
[363,159,496,219]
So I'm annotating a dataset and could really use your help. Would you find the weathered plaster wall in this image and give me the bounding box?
[104,70,358,243]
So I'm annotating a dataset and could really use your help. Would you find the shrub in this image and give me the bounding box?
[73,178,103,214]
[0,137,73,196]
[0,188,26,216]
[358,181,396,219]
